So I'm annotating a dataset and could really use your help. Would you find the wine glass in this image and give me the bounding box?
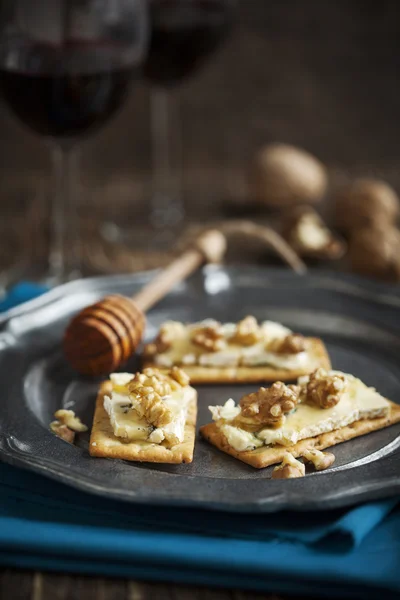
[145,0,236,232]
[102,0,236,247]
[0,0,148,284]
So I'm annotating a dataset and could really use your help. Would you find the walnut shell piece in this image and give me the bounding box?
[282,206,346,260]
[53,409,88,432]
[230,316,262,346]
[143,322,179,357]
[128,385,173,427]
[305,369,347,409]
[134,369,173,396]
[191,322,225,352]
[127,367,190,427]
[127,371,173,427]
[50,422,75,444]
[334,178,399,233]
[271,453,305,479]
[268,333,306,355]
[169,366,190,387]
[238,382,300,427]
[348,226,400,282]
[302,448,335,471]
[249,143,327,208]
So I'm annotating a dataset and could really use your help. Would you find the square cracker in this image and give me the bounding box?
[200,401,400,469]
[143,337,331,384]
[90,381,197,464]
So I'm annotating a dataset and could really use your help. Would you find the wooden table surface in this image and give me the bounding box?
[1,1,398,598]
[0,570,326,600]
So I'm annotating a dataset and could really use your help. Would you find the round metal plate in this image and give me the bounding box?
[1,267,400,512]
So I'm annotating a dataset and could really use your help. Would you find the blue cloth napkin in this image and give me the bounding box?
[1,282,400,599]
[0,282,48,312]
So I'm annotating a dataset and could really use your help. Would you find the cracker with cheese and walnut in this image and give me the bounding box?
[142,317,331,383]
[90,367,197,464]
[200,369,400,472]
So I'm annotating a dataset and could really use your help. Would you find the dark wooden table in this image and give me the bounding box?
[0,570,326,600]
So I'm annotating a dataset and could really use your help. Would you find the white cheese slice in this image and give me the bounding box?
[241,347,309,369]
[209,398,241,422]
[154,355,174,368]
[221,322,237,337]
[220,424,264,452]
[257,379,389,446]
[152,319,312,370]
[104,392,151,440]
[104,381,194,447]
[148,428,165,444]
[199,348,240,367]
[110,372,134,387]
[181,353,197,366]
[109,372,134,394]
[261,321,292,340]
[160,391,191,446]
[209,373,391,451]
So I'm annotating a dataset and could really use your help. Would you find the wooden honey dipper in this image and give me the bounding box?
[63,229,227,376]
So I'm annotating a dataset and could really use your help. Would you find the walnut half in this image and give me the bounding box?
[269,333,306,354]
[302,448,335,471]
[305,369,347,409]
[143,323,177,357]
[127,367,190,427]
[129,386,172,427]
[169,366,190,387]
[272,453,305,479]
[191,322,225,352]
[50,422,75,444]
[54,409,88,432]
[127,370,173,427]
[238,382,300,428]
[230,316,262,346]
[50,409,88,444]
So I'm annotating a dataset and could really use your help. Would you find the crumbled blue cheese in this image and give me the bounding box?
[209,372,391,451]
[110,372,134,389]
[104,392,150,440]
[209,399,241,422]
[104,374,195,447]
[220,424,263,452]
[257,377,389,446]
[241,348,309,369]
[153,319,312,370]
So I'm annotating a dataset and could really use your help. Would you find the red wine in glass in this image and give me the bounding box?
[0,0,148,283]
[0,46,137,138]
[143,0,235,87]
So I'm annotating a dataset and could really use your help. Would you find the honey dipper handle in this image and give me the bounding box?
[131,229,227,312]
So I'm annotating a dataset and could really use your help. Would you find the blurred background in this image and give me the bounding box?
[0,0,399,283]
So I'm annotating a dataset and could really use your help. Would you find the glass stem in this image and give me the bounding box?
[150,86,184,229]
[49,144,80,284]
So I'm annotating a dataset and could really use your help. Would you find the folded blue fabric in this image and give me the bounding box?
[1,282,400,599]
[1,464,400,600]
[0,281,48,313]
[1,463,395,548]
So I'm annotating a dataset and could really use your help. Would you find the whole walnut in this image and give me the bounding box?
[348,226,400,281]
[335,179,399,233]
[249,143,328,208]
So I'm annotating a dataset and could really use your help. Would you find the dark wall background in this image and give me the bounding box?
[1,0,400,223]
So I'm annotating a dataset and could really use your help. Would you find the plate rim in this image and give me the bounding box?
[1,266,400,512]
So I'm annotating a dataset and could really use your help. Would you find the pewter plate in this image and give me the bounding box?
[1,267,400,512]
